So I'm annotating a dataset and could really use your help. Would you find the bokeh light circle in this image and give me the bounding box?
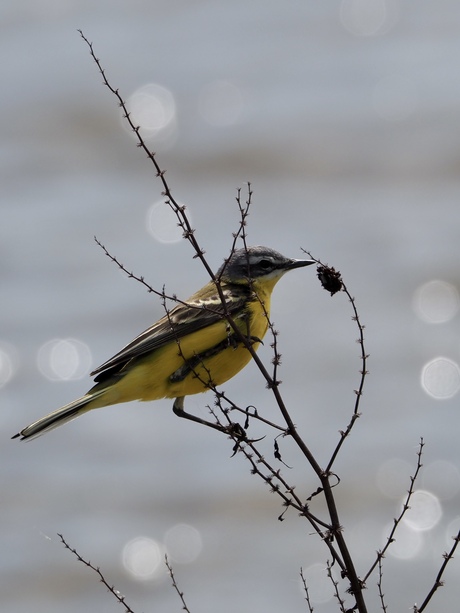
[126,83,176,140]
[164,523,203,564]
[402,490,442,532]
[37,338,92,381]
[413,280,460,324]
[0,343,17,388]
[122,536,165,581]
[146,200,187,244]
[421,357,460,400]
[445,517,460,550]
[383,521,423,559]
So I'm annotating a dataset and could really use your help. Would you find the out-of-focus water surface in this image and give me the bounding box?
[2,2,460,611]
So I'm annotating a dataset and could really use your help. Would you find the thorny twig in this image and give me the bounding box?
[300,567,315,613]
[80,31,367,609]
[303,252,368,473]
[78,31,210,276]
[79,30,460,613]
[58,534,136,613]
[363,439,425,584]
[79,30,297,428]
[165,554,192,613]
[377,556,388,613]
[326,281,368,473]
[414,527,460,613]
[327,560,348,613]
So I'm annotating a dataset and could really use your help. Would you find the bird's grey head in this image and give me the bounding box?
[217,246,314,281]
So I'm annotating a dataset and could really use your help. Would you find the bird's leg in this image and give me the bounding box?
[172,397,246,439]
[172,396,226,433]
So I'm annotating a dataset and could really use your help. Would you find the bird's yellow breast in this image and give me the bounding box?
[107,280,273,404]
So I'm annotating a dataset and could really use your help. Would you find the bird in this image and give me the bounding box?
[13,246,314,440]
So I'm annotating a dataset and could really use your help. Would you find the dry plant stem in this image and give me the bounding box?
[363,438,425,584]
[224,398,287,432]
[326,282,368,473]
[174,352,354,579]
[377,557,388,613]
[80,30,268,391]
[58,534,136,613]
[94,236,180,302]
[78,30,310,456]
[240,441,347,571]
[80,29,242,305]
[165,555,192,613]
[302,251,368,473]
[94,238,288,438]
[232,431,337,531]
[220,186,252,275]
[79,30,367,612]
[300,567,315,613]
[78,31,212,277]
[327,559,348,613]
[414,527,460,613]
[208,404,361,586]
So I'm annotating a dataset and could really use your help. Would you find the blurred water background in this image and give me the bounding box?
[2,1,460,611]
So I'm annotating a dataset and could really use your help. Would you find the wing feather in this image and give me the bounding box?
[90,283,248,381]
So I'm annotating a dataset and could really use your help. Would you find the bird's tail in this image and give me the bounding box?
[12,389,108,441]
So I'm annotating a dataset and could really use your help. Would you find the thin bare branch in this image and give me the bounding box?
[58,533,136,613]
[165,554,192,613]
[94,235,166,298]
[326,559,348,613]
[377,556,388,613]
[79,30,371,612]
[325,280,368,473]
[217,184,252,280]
[212,402,348,574]
[79,26,321,481]
[414,527,460,613]
[302,252,368,473]
[302,255,368,473]
[300,567,315,613]
[364,438,425,584]
[78,30,214,277]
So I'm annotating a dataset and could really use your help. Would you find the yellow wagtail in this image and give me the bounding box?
[13,246,314,440]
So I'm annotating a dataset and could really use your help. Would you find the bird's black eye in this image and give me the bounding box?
[259,259,273,270]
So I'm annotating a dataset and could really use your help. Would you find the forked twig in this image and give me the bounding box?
[79,28,321,474]
[79,29,369,612]
[81,27,286,406]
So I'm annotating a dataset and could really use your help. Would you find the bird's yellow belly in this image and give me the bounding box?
[108,296,270,403]
[166,340,257,397]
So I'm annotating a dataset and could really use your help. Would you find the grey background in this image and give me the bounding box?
[2,1,460,611]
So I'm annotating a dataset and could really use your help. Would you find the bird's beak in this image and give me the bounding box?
[286,258,316,270]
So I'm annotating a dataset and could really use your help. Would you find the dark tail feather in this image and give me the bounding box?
[12,390,106,441]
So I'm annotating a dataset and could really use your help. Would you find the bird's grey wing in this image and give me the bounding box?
[90,289,247,381]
